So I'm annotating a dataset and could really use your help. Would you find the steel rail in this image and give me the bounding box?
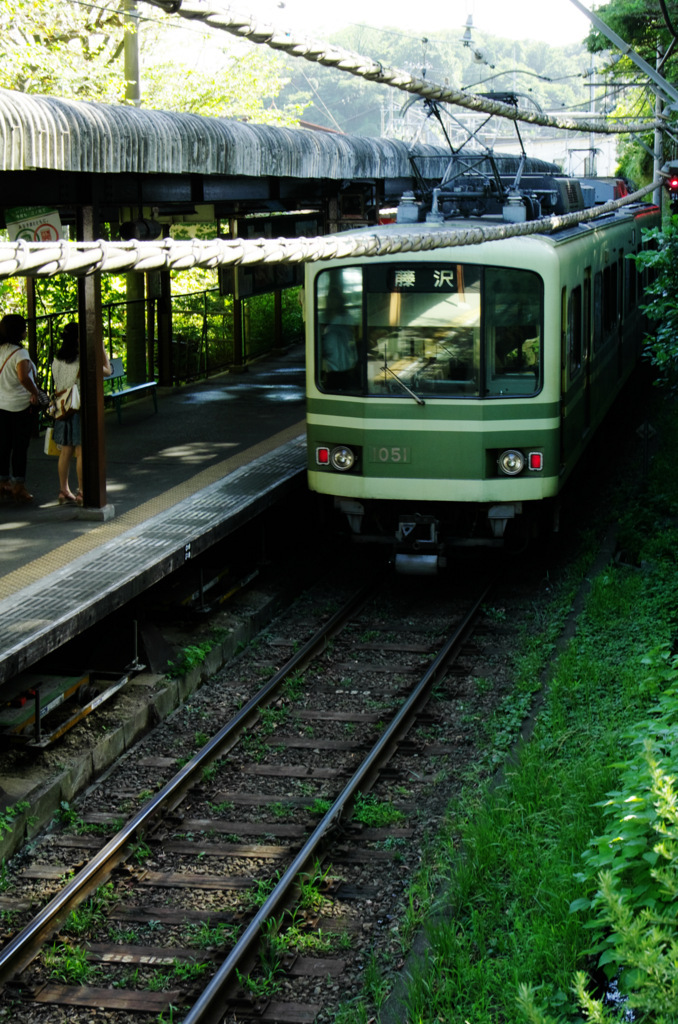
[0,577,380,985]
[181,577,495,1024]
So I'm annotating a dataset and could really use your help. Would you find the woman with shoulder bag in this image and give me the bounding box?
[51,321,112,505]
[52,322,83,505]
[0,313,41,504]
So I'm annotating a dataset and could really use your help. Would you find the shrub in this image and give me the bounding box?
[570,647,678,1015]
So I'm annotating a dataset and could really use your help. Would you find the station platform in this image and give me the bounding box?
[0,346,307,686]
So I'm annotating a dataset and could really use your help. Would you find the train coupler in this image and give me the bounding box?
[394,514,446,575]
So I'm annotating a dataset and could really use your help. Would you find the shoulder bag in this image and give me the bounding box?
[50,372,80,420]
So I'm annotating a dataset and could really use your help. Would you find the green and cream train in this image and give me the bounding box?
[305,179,659,573]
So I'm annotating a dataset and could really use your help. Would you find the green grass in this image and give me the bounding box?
[352,793,405,828]
[62,881,119,938]
[0,801,29,835]
[338,395,678,1023]
[400,560,677,1021]
[43,942,95,985]
[166,642,212,680]
[184,920,239,948]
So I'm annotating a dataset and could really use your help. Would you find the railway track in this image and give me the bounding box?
[0,569,499,1024]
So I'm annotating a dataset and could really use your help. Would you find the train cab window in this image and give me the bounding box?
[316,267,363,393]
[315,263,542,399]
[363,263,482,397]
[484,268,542,396]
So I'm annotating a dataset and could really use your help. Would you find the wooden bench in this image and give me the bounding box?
[104,357,158,424]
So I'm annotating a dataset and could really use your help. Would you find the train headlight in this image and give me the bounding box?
[498,449,525,476]
[330,445,356,472]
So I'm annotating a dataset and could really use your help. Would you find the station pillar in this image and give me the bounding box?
[125,272,146,382]
[232,297,244,369]
[273,290,283,351]
[77,205,113,518]
[157,270,173,387]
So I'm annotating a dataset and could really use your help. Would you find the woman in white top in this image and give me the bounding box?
[0,314,40,503]
[52,321,112,505]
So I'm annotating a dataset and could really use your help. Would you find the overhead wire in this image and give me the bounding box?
[134,0,664,137]
[5,1,665,278]
[295,65,344,131]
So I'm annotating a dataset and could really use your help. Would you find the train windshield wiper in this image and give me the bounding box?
[381,353,425,406]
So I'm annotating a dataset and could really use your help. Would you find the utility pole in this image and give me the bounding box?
[588,52,596,176]
[124,0,141,107]
[654,43,664,210]
[123,0,146,383]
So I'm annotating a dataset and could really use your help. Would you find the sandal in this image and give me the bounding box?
[75,491,84,506]
[58,490,76,505]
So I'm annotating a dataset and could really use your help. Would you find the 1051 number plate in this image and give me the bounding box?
[368,446,411,464]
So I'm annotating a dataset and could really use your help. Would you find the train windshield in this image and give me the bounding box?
[315,263,542,398]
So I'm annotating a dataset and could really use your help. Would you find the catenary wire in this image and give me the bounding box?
[135,0,665,137]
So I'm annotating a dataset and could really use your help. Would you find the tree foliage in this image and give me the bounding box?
[141,24,305,125]
[0,0,304,125]
[586,0,678,69]
[585,0,678,178]
[0,0,126,101]
[631,217,678,388]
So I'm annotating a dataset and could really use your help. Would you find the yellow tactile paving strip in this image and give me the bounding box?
[0,421,306,603]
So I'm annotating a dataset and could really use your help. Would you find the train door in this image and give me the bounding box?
[624,245,638,359]
[568,284,583,447]
[560,282,583,467]
[615,254,624,378]
[583,267,592,433]
[560,286,567,471]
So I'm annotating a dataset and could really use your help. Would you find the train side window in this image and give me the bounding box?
[625,251,636,313]
[316,267,363,394]
[603,261,618,337]
[593,271,603,350]
[484,268,542,396]
[568,285,582,378]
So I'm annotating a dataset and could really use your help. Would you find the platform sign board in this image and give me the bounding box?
[219,214,320,298]
[5,205,63,242]
[223,262,304,298]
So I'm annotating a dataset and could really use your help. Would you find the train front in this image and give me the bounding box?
[305,239,561,573]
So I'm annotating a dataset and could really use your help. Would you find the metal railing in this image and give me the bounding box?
[30,287,301,391]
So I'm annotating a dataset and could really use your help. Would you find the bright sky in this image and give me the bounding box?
[249,0,595,47]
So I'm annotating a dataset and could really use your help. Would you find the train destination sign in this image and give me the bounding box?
[367,264,479,294]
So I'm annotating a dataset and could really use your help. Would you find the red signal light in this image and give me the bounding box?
[663,164,678,198]
[528,452,543,471]
[316,447,330,466]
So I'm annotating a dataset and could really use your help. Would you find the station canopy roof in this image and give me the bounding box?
[0,87,456,181]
